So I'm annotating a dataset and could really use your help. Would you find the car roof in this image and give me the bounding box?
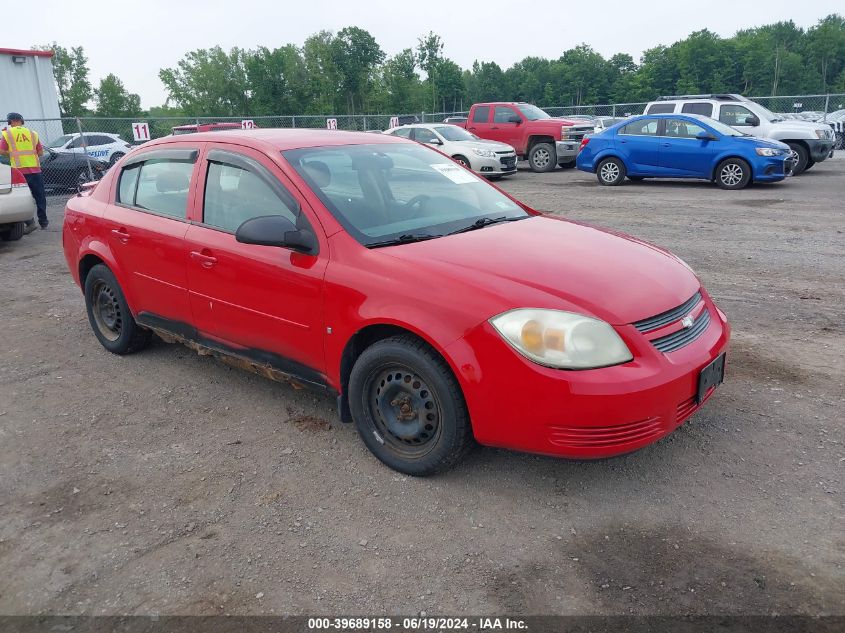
[142,129,410,151]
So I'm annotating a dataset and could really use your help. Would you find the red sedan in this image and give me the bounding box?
[62,130,730,475]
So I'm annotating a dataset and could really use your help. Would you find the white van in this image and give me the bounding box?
[644,94,835,174]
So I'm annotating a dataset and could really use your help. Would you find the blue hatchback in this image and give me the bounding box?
[576,114,793,189]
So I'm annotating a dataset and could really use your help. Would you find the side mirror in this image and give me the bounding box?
[427,138,443,145]
[744,115,760,127]
[236,215,318,255]
[508,115,522,125]
[696,131,717,141]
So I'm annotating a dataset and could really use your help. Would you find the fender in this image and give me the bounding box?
[75,236,139,312]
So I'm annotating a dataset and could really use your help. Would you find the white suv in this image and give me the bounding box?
[47,132,132,166]
[644,94,835,174]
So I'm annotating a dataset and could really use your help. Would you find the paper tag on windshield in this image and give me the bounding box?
[430,163,477,184]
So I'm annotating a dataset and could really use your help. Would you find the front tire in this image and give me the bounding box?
[348,335,474,476]
[109,152,125,166]
[84,264,151,354]
[596,157,626,185]
[452,154,471,170]
[528,143,556,172]
[786,142,809,175]
[715,158,751,190]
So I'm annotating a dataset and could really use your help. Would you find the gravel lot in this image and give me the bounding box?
[0,158,842,617]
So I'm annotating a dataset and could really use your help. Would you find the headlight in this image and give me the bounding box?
[755,147,783,156]
[471,148,496,158]
[489,309,633,369]
[815,128,831,139]
[561,125,569,139]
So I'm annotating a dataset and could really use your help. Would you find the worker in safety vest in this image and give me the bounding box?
[1,113,48,232]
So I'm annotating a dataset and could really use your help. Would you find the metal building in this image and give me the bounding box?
[0,48,62,140]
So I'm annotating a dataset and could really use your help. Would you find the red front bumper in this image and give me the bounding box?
[445,297,731,459]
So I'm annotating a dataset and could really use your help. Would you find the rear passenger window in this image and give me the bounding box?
[620,119,659,136]
[391,128,412,138]
[646,103,675,114]
[120,159,194,219]
[681,103,713,117]
[472,106,490,123]
[203,162,297,233]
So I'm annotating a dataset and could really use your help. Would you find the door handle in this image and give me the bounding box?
[190,250,218,269]
[111,228,130,243]
[661,143,671,147]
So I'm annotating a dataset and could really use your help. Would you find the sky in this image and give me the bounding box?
[6,0,843,108]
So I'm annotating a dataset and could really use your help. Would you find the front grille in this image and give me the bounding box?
[500,156,516,168]
[651,309,711,353]
[548,416,663,449]
[495,150,514,155]
[633,292,702,333]
[563,127,592,142]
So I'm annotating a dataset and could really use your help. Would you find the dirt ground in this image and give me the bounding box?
[0,158,842,617]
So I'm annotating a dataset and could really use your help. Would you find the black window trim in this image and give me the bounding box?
[198,148,306,238]
[115,148,199,221]
[619,118,663,137]
[681,102,714,117]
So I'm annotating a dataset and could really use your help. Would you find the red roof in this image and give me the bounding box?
[148,128,406,151]
[0,48,54,58]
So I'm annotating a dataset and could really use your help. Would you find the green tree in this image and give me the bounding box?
[246,45,308,115]
[416,32,444,111]
[302,31,341,113]
[159,46,250,116]
[34,43,92,117]
[332,27,385,113]
[94,74,142,117]
[382,49,422,113]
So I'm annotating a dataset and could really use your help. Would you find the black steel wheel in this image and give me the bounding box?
[348,335,474,475]
[83,264,151,354]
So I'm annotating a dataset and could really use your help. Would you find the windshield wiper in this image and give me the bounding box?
[366,233,443,248]
[447,215,527,236]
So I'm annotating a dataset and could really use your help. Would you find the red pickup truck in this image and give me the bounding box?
[457,102,594,172]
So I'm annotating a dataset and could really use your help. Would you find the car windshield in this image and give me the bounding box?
[48,134,74,148]
[516,104,551,120]
[284,143,527,247]
[433,126,476,142]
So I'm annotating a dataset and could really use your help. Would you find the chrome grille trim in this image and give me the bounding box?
[633,292,702,333]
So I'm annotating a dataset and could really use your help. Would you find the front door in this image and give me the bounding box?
[184,145,328,384]
[490,105,523,148]
[103,146,200,325]
[658,119,721,178]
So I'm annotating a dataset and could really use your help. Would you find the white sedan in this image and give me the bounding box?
[47,132,132,165]
[385,124,518,179]
[0,164,35,242]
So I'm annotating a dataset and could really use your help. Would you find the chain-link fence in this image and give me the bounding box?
[17,93,844,193]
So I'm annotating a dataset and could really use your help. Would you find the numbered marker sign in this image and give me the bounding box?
[132,122,150,142]
[241,119,255,130]
[389,116,399,128]
[326,118,338,130]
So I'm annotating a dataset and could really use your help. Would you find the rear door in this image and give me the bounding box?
[616,118,662,171]
[658,118,721,177]
[184,144,328,383]
[466,105,492,138]
[103,144,200,325]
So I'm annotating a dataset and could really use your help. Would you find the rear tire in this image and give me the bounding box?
[0,222,25,241]
[528,143,556,173]
[596,157,626,186]
[715,158,751,190]
[83,264,151,355]
[348,335,474,476]
[786,142,809,175]
[109,152,124,166]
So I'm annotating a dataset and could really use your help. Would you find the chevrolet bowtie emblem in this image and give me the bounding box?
[681,315,695,329]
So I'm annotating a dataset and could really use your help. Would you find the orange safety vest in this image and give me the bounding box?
[2,125,40,169]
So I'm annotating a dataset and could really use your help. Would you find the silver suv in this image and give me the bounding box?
[645,94,835,174]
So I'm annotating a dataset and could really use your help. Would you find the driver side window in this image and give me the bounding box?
[203,162,297,233]
[413,128,438,144]
[719,105,754,126]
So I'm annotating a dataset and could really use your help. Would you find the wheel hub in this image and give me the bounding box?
[369,368,440,452]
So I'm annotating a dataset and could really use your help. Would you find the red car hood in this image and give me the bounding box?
[382,216,699,325]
